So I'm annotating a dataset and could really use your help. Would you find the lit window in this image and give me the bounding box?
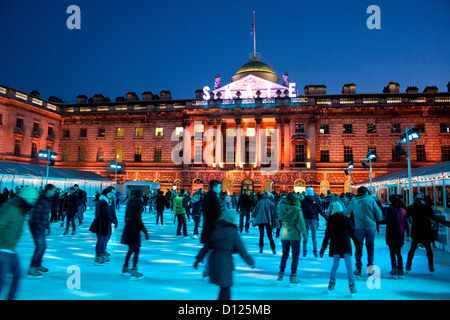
[226,128,236,137]
[155,127,163,136]
[116,128,124,137]
[175,127,183,136]
[195,124,204,133]
[266,128,275,136]
[246,128,255,137]
[115,146,123,162]
[136,127,143,137]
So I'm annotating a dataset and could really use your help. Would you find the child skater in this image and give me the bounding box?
[194,200,255,300]
[320,202,359,296]
[121,190,149,280]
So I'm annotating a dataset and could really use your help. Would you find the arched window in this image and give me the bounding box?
[263,179,274,192]
[192,178,203,194]
[222,178,233,195]
[242,179,253,193]
[294,179,306,193]
[320,180,330,195]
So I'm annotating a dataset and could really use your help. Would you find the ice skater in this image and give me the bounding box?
[121,190,149,280]
[320,202,358,296]
[194,203,255,300]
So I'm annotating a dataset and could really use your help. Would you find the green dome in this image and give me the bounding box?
[231,58,279,83]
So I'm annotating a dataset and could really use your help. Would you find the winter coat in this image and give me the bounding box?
[281,201,307,241]
[0,197,32,252]
[407,199,449,243]
[200,191,222,244]
[344,193,382,230]
[64,193,78,216]
[321,212,359,258]
[251,197,276,227]
[28,193,52,231]
[89,195,114,236]
[237,193,254,212]
[385,204,409,247]
[195,220,255,287]
[301,195,324,220]
[121,198,148,247]
[191,198,202,217]
[156,194,166,211]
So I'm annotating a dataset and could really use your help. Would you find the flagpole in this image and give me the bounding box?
[253,11,256,57]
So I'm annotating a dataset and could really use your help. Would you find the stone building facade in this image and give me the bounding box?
[1,59,449,196]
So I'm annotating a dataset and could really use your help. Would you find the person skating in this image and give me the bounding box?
[62,187,78,235]
[406,194,450,273]
[385,194,409,279]
[320,202,359,296]
[301,188,327,258]
[0,187,39,299]
[277,192,307,285]
[27,184,56,278]
[194,203,255,300]
[173,189,188,238]
[344,186,382,278]
[251,191,277,254]
[121,190,149,280]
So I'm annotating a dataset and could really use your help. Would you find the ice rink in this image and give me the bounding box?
[8,205,450,300]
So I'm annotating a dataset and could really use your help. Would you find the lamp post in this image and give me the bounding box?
[399,127,420,205]
[344,161,354,193]
[110,162,122,190]
[38,148,57,185]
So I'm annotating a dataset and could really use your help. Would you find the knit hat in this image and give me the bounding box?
[18,186,39,205]
[305,187,315,197]
[330,202,344,215]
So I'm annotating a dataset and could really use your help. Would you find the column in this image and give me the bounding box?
[182,119,192,168]
[235,118,243,167]
[276,117,283,170]
[255,117,262,168]
[308,116,316,169]
[283,118,290,169]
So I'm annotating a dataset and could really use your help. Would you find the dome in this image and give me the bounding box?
[231,58,279,83]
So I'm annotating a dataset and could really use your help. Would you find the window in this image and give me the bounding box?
[266,128,275,136]
[135,146,142,162]
[344,146,353,162]
[14,139,21,156]
[154,148,162,162]
[442,146,450,162]
[246,128,255,137]
[368,146,377,162]
[194,124,204,133]
[98,128,106,137]
[391,123,401,134]
[343,124,353,134]
[63,130,70,138]
[416,124,426,133]
[367,123,377,134]
[31,142,38,159]
[0,114,2,125]
[136,127,144,137]
[226,150,235,164]
[416,145,426,162]
[62,147,69,162]
[96,147,104,162]
[440,123,450,133]
[194,145,202,163]
[175,127,184,136]
[319,124,330,134]
[32,122,39,133]
[16,118,23,129]
[294,144,305,162]
[295,123,305,134]
[80,128,87,138]
[154,127,162,137]
[226,128,236,137]
[116,128,124,137]
[320,150,330,163]
[115,146,123,162]
[47,126,54,138]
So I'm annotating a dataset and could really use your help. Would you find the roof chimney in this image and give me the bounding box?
[383,81,400,93]
[342,83,356,94]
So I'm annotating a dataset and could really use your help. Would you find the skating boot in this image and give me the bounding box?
[36,266,48,274]
[26,267,43,279]
[102,253,110,264]
[349,282,357,297]
[94,254,104,266]
[130,267,144,280]
[327,280,336,293]
[397,268,405,279]
[277,270,284,282]
[354,268,361,280]
[390,268,399,279]
[289,274,301,287]
[122,265,132,277]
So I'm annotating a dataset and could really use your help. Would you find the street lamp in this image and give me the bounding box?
[344,161,354,193]
[38,148,58,185]
[361,150,376,193]
[110,162,122,190]
[399,126,421,205]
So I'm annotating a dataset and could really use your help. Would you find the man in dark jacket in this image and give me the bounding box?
[237,189,254,233]
[0,187,39,299]
[63,188,78,235]
[201,180,222,244]
[301,188,327,258]
[28,184,56,277]
[155,190,166,225]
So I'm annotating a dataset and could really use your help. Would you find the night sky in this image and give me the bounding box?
[0,0,449,102]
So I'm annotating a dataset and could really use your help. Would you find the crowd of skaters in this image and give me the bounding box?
[0,180,449,300]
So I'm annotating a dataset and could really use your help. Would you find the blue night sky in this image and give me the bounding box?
[0,0,449,102]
